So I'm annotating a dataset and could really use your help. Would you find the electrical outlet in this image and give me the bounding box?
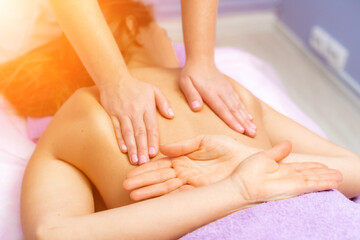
[309,26,348,72]
[324,38,349,72]
[309,26,329,56]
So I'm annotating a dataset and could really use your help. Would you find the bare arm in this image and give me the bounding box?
[181,0,217,62]
[49,0,127,88]
[37,177,241,240]
[180,0,255,136]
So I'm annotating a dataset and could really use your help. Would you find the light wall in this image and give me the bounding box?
[146,0,280,19]
[278,0,360,95]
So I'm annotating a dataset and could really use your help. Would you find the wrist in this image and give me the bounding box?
[97,72,133,92]
[221,178,251,213]
[185,54,216,68]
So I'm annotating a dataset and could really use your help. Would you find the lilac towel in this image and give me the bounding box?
[181,190,360,240]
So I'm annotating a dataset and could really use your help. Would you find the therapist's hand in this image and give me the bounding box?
[180,61,257,137]
[99,75,175,165]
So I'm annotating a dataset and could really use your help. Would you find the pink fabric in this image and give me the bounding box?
[27,116,53,142]
[0,98,35,240]
[1,45,329,239]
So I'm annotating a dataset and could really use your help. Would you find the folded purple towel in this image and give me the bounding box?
[181,190,360,240]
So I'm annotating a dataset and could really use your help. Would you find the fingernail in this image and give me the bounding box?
[247,127,257,136]
[131,154,138,164]
[248,114,254,120]
[191,101,201,110]
[250,122,257,130]
[168,108,175,117]
[120,144,127,152]
[149,147,156,156]
[236,124,245,133]
[139,155,147,165]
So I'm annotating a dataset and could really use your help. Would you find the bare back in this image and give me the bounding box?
[128,67,272,151]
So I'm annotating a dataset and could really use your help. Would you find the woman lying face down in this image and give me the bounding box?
[19,1,360,239]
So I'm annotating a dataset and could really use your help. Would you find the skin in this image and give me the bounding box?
[21,21,359,239]
[49,0,254,166]
[49,0,175,165]
[181,0,256,136]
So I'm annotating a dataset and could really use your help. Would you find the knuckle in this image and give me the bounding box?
[229,107,238,114]
[116,134,123,142]
[146,123,158,131]
[135,128,147,137]
[129,103,142,113]
[235,102,243,110]
[122,129,134,139]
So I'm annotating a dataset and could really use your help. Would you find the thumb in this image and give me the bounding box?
[180,76,203,112]
[264,140,292,162]
[160,135,205,157]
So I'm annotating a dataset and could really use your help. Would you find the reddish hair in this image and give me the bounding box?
[0,0,153,117]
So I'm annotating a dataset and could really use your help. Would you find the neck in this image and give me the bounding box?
[123,45,180,70]
[125,52,156,69]
[121,44,157,69]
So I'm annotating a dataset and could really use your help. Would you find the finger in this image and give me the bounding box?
[126,159,173,179]
[264,141,292,162]
[160,135,205,157]
[302,168,343,180]
[120,117,138,165]
[305,173,343,184]
[179,76,203,111]
[154,87,175,119]
[207,95,245,133]
[220,93,257,137]
[301,168,340,176]
[169,185,195,194]
[123,168,176,191]
[232,94,253,121]
[130,178,183,201]
[303,180,339,193]
[288,162,329,171]
[132,116,149,165]
[144,110,159,158]
[111,116,127,153]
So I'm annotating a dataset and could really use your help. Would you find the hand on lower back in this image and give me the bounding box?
[99,75,174,165]
[180,61,256,137]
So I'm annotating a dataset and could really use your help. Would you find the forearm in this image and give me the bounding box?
[49,0,129,89]
[181,0,218,63]
[40,179,248,240]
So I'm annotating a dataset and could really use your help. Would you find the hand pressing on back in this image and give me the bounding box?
[180,63,257,137]
[100,76,175,165]
[124,135,342,203]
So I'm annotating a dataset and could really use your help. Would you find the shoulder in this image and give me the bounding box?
[225,75,261,109]
[35,86,113,157]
